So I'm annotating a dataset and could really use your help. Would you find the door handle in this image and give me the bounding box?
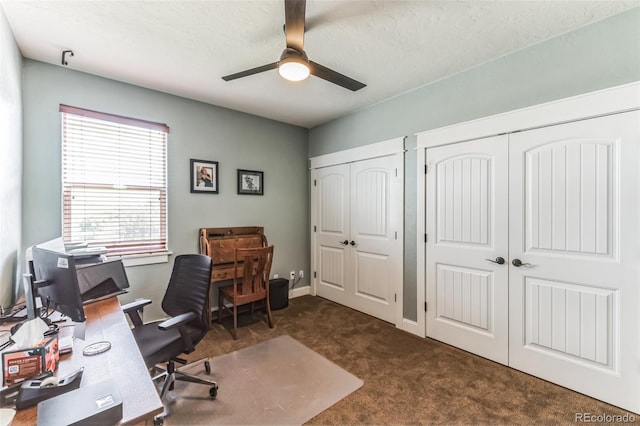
[512,259,532,267]
[339,240,349,245]
[349,240,356,246]
[485,257,505,265]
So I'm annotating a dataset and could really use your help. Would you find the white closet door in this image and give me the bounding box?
[508,111,640,413]
[426,135,510,364]
[315,164,351,304]
[349,155,401,323]
[314,155,401,324]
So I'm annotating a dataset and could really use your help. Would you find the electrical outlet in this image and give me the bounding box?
[299,270,304,278]
[273,274,279,279]
[289,271,295,280]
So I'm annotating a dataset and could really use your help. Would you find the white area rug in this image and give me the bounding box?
[164,335,363,425]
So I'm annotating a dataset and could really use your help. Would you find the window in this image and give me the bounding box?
[60,105,168,257]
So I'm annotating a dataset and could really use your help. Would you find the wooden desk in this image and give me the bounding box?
[11,297,163,425]
[199,226,267,283]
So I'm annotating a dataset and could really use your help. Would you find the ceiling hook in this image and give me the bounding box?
[61,49,74,66]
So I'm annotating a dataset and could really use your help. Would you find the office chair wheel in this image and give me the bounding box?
[209,383,218,399]
[153,415,164,426]
[205,360,211,374]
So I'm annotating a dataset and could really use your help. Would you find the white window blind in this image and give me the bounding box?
[61,105,169,257]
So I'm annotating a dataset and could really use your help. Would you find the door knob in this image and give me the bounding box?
[349,240,356,246]
[485,257,505,265]
[339,240,349,245]
[512,259,532,267]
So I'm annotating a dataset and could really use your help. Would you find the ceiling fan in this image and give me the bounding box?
[222,0,366,91]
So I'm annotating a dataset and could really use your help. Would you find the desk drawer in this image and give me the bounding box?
[211,266,243,282]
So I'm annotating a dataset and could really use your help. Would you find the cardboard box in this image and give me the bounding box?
[2,336,59,387]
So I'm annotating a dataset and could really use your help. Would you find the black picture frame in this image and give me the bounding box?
[190,159,219,193]
[237,169,264,195]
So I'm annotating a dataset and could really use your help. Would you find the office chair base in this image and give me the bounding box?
[152,365,218,397]
[151,359,218,425]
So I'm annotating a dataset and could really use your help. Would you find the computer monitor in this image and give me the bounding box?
[76,259,130,305]
[31,247,86,323]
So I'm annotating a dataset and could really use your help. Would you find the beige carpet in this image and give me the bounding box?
[164,335,363,425]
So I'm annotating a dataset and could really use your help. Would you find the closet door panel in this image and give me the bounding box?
[524,140,614,256]
[315,164,351,302]
[350,155,401,324]
[426,135,509,365]
[509,111,640,413]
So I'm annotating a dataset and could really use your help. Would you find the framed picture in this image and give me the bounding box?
[190,159,219,193]
[237,169,263,195]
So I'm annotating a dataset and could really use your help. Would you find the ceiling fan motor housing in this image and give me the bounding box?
[279,48,309,65]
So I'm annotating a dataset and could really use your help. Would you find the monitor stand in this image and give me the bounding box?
[73,321,86,340]
[22,274,51,326]
[23,274,39,321]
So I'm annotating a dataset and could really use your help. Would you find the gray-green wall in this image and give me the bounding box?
[22,61,309,321]
[308,7,640,321]
[7,7,640,324]
[0,6,23,310]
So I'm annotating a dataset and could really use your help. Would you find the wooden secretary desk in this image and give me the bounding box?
[199,226,268,323]
[199,226,268,282]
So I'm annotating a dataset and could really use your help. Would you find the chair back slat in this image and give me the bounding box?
[220,245,275,339]
[234,246,273,297]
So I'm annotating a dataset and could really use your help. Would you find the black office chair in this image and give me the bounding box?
[122,254,217,424]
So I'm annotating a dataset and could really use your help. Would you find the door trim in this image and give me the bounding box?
[416,81,640,149]
[414,149,427,337]
[310,137,405,169]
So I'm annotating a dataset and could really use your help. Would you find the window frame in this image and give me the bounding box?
[60,104,170,264]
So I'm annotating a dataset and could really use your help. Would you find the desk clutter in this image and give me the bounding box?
[1,298,161,425]
[14,367,83,410]
[0,313,123,423]
[2,335,59,388]
[1,240,156,424]
[0,319,123,425]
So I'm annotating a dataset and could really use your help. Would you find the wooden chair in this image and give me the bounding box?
[218,245,274,339]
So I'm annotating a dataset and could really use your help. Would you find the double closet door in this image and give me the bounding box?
[313,154,403,324]
[425,111,640,413]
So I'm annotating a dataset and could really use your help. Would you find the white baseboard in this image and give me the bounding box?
[290,285,310,299]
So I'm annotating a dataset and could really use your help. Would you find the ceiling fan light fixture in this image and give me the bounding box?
[221,1,365,91]
[278,48,310,81]
[279,61,309,81]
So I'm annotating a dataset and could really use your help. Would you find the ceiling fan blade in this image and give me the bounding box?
[284,0,306,52]
[309,61,366,91]
[222,62,279,81]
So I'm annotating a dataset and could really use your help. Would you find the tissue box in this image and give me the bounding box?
[2,336,59,387]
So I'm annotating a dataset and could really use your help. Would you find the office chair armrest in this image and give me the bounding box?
[158,312,198,353]
[121,299,152,312]
[121,299,152,327]
[157,312,197,331]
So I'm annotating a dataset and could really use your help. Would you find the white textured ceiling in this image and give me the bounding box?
[2,1,638,128]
